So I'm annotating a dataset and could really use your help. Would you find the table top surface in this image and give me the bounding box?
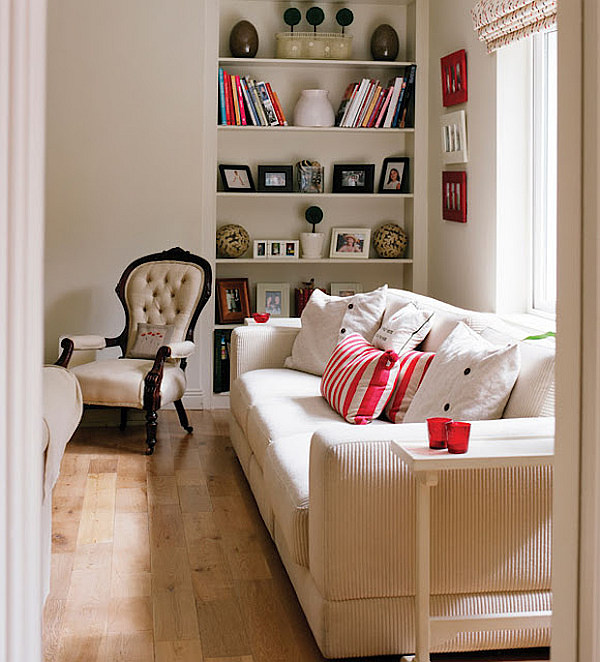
[390,435,554,472]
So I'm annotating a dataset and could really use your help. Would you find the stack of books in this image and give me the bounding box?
[219,69,288,127]
[213,329,232,393]
[335,65,417,129]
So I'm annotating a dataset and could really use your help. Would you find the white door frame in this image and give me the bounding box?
[0,0,47,660]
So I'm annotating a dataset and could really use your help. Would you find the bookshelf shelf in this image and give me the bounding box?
[216,258,413,264]
[218,57,416,69]
[216,192,414,199]
[217,125,414,133]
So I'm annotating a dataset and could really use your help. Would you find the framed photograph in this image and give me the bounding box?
[379,157,410,193]
[329,228,371,259]
[442,171,467,223]
[257,165,294,192]
[332,164,375,194]
[441,49,468,107]
[268,240,299,260]
[218,164,255,192]
[441,110,468,164]
[215,278,251,323]
[256,283,291,317]
[253,240,268,259]
[330,283,363,297]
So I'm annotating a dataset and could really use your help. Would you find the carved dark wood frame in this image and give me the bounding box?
[56,247,212,454]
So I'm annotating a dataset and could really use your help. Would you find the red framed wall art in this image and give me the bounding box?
[441,49,468,107]
[442,171,467,223]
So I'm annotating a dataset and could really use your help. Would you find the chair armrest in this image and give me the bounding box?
[230,326,301,382]
[308,417,554,602]
[166,341,195,359]
[67,334,107,350]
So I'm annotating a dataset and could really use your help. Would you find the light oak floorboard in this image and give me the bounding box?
[44,410,548,662]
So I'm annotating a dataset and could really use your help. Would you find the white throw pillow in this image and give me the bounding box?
[373,302,434,353]
[285,286,387,376]
[404,322,521,422]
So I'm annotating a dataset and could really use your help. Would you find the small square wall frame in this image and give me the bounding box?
[442,171,467,222]
[441,110,468,164]
[441,49,468,106]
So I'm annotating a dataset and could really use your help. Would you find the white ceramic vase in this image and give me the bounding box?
[300,232,325,258]
[293,89,335,127]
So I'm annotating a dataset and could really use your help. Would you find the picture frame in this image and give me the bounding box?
[329,228,371,259]
[330,282,363,297]
[253,240,268,259]
[257,165,294,192]
[378,157,410,193]
[441,49,468,107]
[218,164,255,192]
[255,283,291,317]
[442,171,467,223]
[441,110,468,164]
[268,240,299,260]
[332,164,375,194]
[215,278,251,323]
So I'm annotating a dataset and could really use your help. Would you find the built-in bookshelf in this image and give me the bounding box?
[200,0,429,407]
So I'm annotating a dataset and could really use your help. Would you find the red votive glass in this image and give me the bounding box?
[252,312,270,323]
[446,421,471,454]
[427,417,453,449]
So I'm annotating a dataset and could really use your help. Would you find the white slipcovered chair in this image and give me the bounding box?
[57,247,212,454]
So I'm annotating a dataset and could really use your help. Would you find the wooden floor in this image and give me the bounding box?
[44,410,550,662]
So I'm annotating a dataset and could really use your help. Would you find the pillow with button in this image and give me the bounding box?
[373,302,435,354]
[284,286,388,376]
[403,322,521,423]
[126,323,174,359]
[384,350,436,423]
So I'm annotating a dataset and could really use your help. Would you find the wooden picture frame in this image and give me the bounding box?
[442,171,467,223]
[215,278,251,323]
[441,49,468,107]
[257,165,294,192]
[329,228,371,259]
[255,283,291,317]
[378,157,410,193]
[332,164,375,193]
[441,110,468,164]
[218,164,255,192]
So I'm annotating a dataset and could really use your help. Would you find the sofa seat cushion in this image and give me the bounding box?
[263,434,312,567]
[231,369,321,435]
[71,358,185,408]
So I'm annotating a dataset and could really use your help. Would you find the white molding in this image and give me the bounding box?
[0,0,47,659]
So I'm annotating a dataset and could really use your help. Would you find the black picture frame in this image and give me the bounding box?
[378,157,410,193]
[219,164,255,192]
[332,164,375,194]
[257,165,294,193]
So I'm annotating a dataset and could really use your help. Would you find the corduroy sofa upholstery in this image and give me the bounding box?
[228,288,555,658]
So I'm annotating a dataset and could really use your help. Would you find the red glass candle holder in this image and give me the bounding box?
[252,312,270,323]
[427,417,452,449]
[446,421,471,454]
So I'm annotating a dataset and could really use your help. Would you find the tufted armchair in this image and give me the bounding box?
[57,247,212,454]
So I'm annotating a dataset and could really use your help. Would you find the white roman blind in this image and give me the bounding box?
[471,0,557,53]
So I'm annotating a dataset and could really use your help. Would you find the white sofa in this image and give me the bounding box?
[229,289,555,658]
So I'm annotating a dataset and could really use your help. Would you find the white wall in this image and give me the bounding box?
[428,0,498,311]
[44,0,208,403]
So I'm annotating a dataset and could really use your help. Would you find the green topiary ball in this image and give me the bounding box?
[372,223,408,258]
[216,224,250,258]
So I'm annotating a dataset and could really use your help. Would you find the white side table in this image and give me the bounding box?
[390,429,554,662]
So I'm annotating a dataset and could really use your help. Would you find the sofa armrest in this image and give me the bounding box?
[230,326,301,383]
[308,417,554,602]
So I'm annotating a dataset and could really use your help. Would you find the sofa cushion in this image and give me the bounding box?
[231,368,321,435]
[404,323,521,422]
[372,302,434,353]
[263,434,312,567]
[385,350,436,423]
[284,286,387,376]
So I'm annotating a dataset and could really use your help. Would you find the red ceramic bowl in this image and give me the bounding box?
[252,312,270,324]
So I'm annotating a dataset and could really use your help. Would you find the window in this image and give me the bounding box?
[531,30,558,315]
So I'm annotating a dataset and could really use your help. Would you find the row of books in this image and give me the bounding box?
[335,65,417,129]
[218,69,288,127]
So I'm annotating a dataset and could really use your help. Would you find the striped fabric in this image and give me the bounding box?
[321,333,399,425]
[385,350,435,423]
[471,0,556,53]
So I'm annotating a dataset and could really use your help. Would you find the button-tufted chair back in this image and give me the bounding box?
[113,247,212,358]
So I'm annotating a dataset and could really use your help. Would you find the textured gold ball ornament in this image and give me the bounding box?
[216,224,250,258]
[372,223,408,258]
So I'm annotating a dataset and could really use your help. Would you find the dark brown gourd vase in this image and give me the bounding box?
[370,24,399,61]
[229,20,259,58]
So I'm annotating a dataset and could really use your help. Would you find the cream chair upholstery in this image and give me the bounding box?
[57,247,212,454]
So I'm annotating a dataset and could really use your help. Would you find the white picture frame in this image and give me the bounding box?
[255,283,291,317]
[329,228,371,259]
[330,283,363,297]
[253,240,268,259]
[268,239,299,260]
[441,110,468,164]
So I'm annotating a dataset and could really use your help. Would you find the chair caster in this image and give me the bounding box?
[185,425,193,434]
[145,446,155,456]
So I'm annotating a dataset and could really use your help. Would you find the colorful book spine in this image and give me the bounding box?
[399,64,417,128]
[218,68,227,125]
[256,81,279,126]
[383,76,403,128]
[266,82,287,126]
[231,75,240,125]
[392,79,407,127]
[335,82,356,126]
[356,80,377,127]
[374,87,393,128]
[366,87,385,128]
[235,75,247,125]
[339,83,359,126]
[222,71,232,125]
[247,78,268,126]
[362,84,381,127]
[240,78,259,126]
[343,78,369,127]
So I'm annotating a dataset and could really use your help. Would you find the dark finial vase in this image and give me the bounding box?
[229,20,259,58]
[370,24,399,61]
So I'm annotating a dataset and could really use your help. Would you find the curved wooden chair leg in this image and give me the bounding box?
[145,409,158,455]
[120,407,128,431]
[174,399,193,433]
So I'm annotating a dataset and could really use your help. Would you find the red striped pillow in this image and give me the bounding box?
[321,333,400,425]
[385,350,435,423]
